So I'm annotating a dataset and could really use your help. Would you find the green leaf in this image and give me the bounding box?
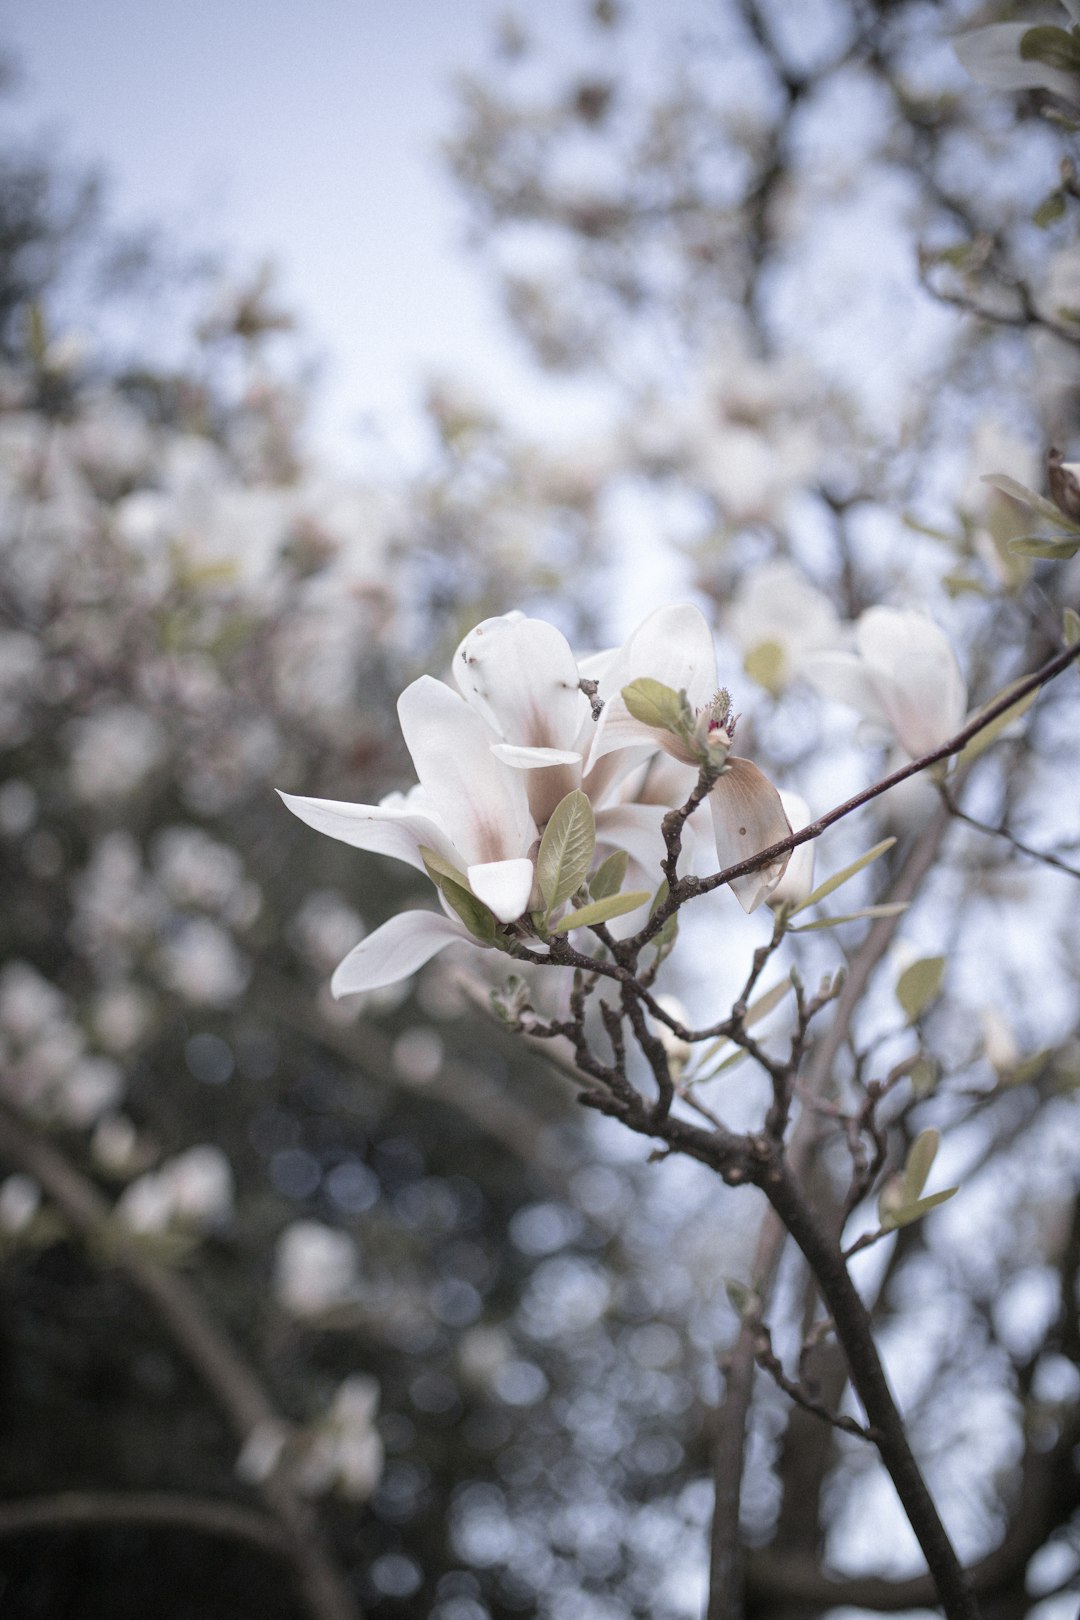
[648,877,679,954]
[537,790,596,913]
[724,1278,759,1318]
[420,845,470,891]
[788,902,908,933]
[896,956,946,1022]
[1065,607,1080,644]
[1007,536,1080,560]
[880,1187,958,1233]
[743,639,785,694]
[621,677,691,735]
[957,679,1040,766]
[419,846,497,941]
[910,1058,938,1099]
[790,838,896,916]
[982,473,1080,534]
[590,848,628,900]
[902,1128,940,1203]
[441,880,497,944]
[1034,188,1068,228]
[1019,24,1080,73]
[550,890,651,932]
[691,977,794,1079]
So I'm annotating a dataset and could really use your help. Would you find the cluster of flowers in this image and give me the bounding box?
[284,602,966,996]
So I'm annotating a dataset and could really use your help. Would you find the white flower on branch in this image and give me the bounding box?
[804,607,966,761]
[586,603,792,910]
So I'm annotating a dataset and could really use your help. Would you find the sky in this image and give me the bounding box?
[0,0,610,469]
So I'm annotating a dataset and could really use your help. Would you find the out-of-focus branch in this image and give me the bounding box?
[0,1101,361,1620]
[0,1491,285,1554]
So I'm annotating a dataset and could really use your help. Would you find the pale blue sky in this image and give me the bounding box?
[2,0,610,466]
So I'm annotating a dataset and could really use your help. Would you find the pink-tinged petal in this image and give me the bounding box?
[709,758,792,913]
[769,791,815,908]
[594,803,669,882]
[466,857,535,923]
[454,615,588,751]
[856,608,966,758]
[587,603,719,767]
[491,743,583,827]
[278,790,458,873]
[330,912,475,997]
[802,650,889,729]
[955,25,1080,101]
[397,676,536,867]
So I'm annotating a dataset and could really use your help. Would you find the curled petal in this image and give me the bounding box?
[587,603,719,768]
[398,676,536,867]
[331,911,475,997]
[490,744,582,769]
[454,614,588,751]
[278,790,457,873]
[466,857,535,923]
[709,758,792,913]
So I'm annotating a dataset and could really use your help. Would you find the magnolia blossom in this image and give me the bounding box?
[586,604,792,910]
[955,6,1080,105]
[283,604,790,996]
[727,562,840,695]
[803,608,966,761]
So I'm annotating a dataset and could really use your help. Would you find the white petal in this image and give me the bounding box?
[466,857,535,923]
[587,603,719,767]
[856,608,966,758]
[454,615,588,751]
[594,803,670,882]
[769,791,815,908]
[490,744,583,769]
[955,24,1080,100]
[278,791,457,873]
[398,676,536,866]
[802,650,889,729]
[331,912,474,997]
[709,758,792,913]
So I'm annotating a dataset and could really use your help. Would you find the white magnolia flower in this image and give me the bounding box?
[274,1220,359,1317]
[803,607,966,761]
[727,561,841,694]
[955,6,1080,105]
[585,603,792,910]
[283,611,676,993]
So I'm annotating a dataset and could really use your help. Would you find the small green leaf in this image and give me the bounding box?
[902,1128,940,1203]
[621,677,691,735]
[743,639,785,694]
[981,473,1080,533]
[896,956,946,1022]
[441,880,497,944]
[880,1187,958,1233]
[957,679,1040,765]
[724,1278,759,1318]
[1007,536,1080,560]
[1065,606,1080,645]
[1034,188,1068,228]
[1019,24,1080,73]
[647,877,679,954]
[790,838,896,915]
[537,790,596,913]
[788,902,908,933]
[550,890,651,932]
[420,846,470,891]
[910,1058,938,1099]
[590,848,628,900]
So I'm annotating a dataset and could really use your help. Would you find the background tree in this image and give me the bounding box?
[1,3,1080,1619]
